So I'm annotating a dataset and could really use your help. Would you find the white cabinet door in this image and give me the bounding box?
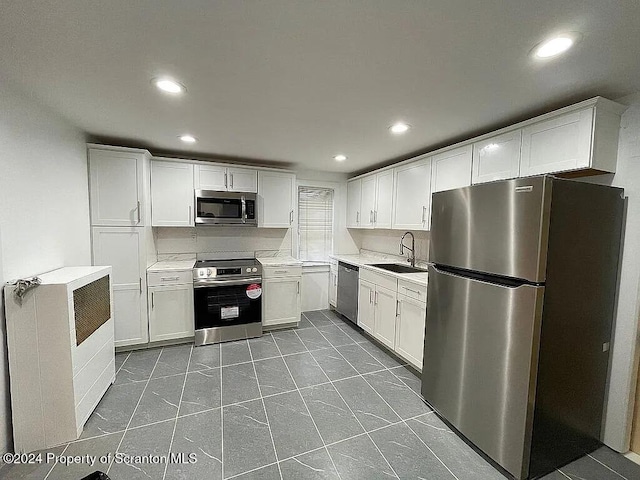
[395,294,426,370]
[91,227,147,347]
[360,175,377,229]
[258,171,295,228]
[263,277,301,326]
[520,108,594,176]
[329,270,338,307]
[228,167,258,193]
[392,158,431,230]
[431,145,473,193]
[346,179,362,228]
[357,280,375,335]
[148,284,194,342]
[89,149,145,226]
[374,170,394,229]
[373,285,397,349]
[472,130,522,184]
[151,161,194,227]
[194,164,227,191]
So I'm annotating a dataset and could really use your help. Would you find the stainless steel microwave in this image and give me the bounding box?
[195,190,257,226]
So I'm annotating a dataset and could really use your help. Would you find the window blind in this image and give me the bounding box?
[298,186,334,261]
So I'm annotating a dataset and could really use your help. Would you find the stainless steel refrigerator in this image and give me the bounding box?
[422,176,624,480]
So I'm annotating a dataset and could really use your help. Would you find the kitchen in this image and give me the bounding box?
[1,2,640,480]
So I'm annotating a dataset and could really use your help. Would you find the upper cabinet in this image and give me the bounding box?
[151,160,194,227]
[431,145,473,193]
[360,175,377,229]
[346,179,362,228]
[472,130,522,184]
[520,101,622,176]
[194,164,258,193]
[258,171,296,228]
[392,157,431,230]
[89,148,149,226]
[374,170,394,229]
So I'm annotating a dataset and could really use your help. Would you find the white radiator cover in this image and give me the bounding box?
[4,266,114,453]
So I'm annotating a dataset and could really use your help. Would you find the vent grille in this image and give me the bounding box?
[73,275,111,345]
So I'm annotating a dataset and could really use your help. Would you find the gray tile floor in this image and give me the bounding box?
[1,309,639,480]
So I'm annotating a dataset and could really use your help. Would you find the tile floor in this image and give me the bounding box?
[1,309,639,480]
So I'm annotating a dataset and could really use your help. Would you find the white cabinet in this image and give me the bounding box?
[262,265,302,328]
[431,145,473,193]
[148,283,194,343]
[258,171,296,228]
[360,175,377,229]
[357,279,375,335]
[472,130,522,184]
[195,164,258,193]
[151,160,194,227]
[392,158,432,230]
[92,227,148,348]
[373,285,397,349]
[329,260,338,307]
[395,294,426,370]
[374,170,394,229]
[89,148,148,226]
[346,179,362,228]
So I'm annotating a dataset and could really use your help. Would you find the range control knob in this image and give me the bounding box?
[246,268,252,273]
[251,267,258,273]
[207,268,213,277]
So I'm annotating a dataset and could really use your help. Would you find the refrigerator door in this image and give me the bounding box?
[430,176,550,283]
[422,265,544,479]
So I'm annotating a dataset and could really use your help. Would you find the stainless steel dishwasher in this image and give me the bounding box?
[336,262,359,324]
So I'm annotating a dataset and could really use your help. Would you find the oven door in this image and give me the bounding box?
[195,190,245,225]
[194,278,262,332]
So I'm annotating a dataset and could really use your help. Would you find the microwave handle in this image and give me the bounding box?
[241,196,246,224]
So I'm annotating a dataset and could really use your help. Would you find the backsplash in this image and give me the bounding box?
[357,229,430,261]
[154,227,292,258]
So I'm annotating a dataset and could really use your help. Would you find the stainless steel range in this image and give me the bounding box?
[193,257,262,346]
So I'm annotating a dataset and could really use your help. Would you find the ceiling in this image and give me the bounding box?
[1,1,639,174]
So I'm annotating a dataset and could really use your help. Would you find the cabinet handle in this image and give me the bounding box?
[396,300,400,316]
[274,270,288,274]
[297,281,300,294]
[224,173,228,188]
[290,210,293,224]
[356,211,360,224]
[139,277,142,293]
[374,291,378,305]
[230,174,234,189]
[374,210,377,223]
[369,290,373,304]
[137,201,141,224]
[422,206,426,224]
[405,287,421,295]
[370,210,374,223]
[188,205,192,224]
[151,292,155,309]
[160,276,180,281]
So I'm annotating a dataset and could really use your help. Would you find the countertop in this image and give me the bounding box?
[148,259,196,272]
[330,253,428,287]
[257,256,303,267]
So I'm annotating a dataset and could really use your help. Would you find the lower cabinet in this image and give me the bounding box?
[148,283,194,343]
[262,266,302,328]
[357,279,375,335]
[329,263,338,307]
[395,294,426,369]
[373,285,397,349]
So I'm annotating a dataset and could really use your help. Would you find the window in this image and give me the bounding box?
[297,186,334,261]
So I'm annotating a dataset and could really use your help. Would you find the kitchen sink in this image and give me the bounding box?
[369,263,428,274]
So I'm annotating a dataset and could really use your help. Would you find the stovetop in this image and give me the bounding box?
[194,258,259,268]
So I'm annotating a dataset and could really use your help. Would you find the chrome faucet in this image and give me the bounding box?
[400,232,416,267]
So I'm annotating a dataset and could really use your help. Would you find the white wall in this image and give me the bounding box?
[579,94,640,451]
[0,82,91,453]
[357,229,430,262]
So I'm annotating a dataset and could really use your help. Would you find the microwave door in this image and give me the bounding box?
[196,197,244,224]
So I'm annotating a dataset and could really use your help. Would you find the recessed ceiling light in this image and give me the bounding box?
[153,78,185,94]
[334,154,347,162]
[179,134,197,143]
[390,122,410,134]
[533,34,578,59]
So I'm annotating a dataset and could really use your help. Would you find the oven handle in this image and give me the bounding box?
[194,277,262,288]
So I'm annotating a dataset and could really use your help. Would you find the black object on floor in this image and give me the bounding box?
[80,472,111,480]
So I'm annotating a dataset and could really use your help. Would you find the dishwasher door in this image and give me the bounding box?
[336,262,359,323]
